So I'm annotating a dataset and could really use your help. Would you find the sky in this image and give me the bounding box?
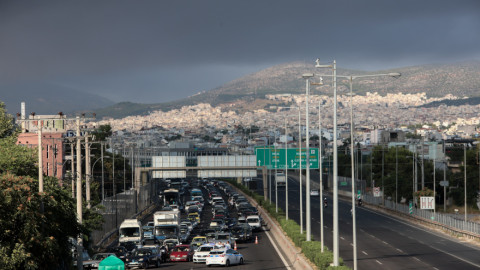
[1,0,479,104]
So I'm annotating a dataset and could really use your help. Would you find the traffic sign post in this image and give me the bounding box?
[255,147,319,169]
[409,202,413,214]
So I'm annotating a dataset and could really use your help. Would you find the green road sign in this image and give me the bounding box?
[340,181,347,186]
[255,147,319,169]
[409,202,413,214]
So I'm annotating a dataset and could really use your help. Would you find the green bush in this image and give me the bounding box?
[327,266,349,270]
[302,241,323,261]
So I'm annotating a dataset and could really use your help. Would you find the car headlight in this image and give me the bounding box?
[139,258,144,262]
[182,255,187,257]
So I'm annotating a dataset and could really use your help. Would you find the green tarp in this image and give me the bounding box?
[98,255,125,270]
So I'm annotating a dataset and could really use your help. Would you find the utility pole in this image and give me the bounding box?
[16,113,66,193]
[85,132,91,209]
[421,138,425,189]
[75,116,83,270]
[101,141,105,201]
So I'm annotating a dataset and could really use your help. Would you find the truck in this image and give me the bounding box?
[153,210,180,243]
[275,172,286,187]
[119,219,143,245]
[163,188,182,211]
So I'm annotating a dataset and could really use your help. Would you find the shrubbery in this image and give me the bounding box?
[225,179,349,269]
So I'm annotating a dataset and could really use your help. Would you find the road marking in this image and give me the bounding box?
[340,236,345,240]
[375,260,382,265]
[433,268,439,270]
[396,248,403,253]
[264,229,291,270]
[362,251,368,255]
[382,241,388,245]
[413,257,421,262]
[350,243,353,247]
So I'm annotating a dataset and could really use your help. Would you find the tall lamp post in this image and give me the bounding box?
[315,64,401,267]
[271,106,301,221]
[302,73,314,241]
[315,59,338,263]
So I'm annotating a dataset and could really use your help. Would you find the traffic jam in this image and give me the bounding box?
[91,178,263,269]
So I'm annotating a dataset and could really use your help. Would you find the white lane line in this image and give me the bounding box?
[264,229,292,270]
[375,260,383,265]
[433,268,439,270]
[413,257,421,262]
[362,251,368,255]
[350,243,354,247]
[361,207,480,268]
[396,248,403,253]
[340,236,345,240]
[382,241,388,245]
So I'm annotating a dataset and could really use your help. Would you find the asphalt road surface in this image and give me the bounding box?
[258,172,480,269]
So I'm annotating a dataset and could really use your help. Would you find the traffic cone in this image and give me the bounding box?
[255,236,258,244]
[234,241,237,250]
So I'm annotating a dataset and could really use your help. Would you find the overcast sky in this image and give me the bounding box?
[1,0,479,104]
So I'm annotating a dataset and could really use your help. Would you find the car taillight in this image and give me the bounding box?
[219,254,225,257]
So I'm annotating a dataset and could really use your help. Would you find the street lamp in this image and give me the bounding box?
[271,106,301,221]
[315,59,338,264]
[91,155,111,202]
[315,62,401,268]
[302,73,314,241]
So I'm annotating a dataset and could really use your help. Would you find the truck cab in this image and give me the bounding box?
[119,219,143,245]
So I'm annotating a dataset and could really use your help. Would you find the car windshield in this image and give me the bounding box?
[92,254,109,260]
[119,227,139,237]
[210,251,224,255]
[135,250,151,257]
[247,218,259,223]
[232,227,242,233]
[174,246,190,252]
[216,234,229,240]
[198,246,213,252]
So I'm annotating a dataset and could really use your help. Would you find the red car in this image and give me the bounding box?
[169,245,194,262]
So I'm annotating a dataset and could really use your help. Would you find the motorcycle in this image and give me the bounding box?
[323,199,328,208]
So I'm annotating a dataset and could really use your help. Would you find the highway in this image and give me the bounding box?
[124,179,288,270]
[258,172,480,269]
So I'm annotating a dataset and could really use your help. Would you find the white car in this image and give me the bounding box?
[193,244,216,263]
[206,249,244,267]
[310,189,320,196]
[246,215,261,231]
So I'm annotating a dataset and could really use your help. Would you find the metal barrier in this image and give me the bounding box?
[363,194,480,237]
[91,180,159,246]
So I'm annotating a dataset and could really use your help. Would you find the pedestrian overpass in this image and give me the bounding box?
[134,155,269,198]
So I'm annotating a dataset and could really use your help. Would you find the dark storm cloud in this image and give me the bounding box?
[0,0,479,103]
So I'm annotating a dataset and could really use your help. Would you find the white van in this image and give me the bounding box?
[246,215,262,231]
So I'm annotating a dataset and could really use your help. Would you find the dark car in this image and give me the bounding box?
[231,224,252,242]
[108,246,128,262]
[125,248,161,269]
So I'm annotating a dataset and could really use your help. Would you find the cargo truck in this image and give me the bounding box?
[153,210,180,243]
[275,172,286,187]
[119,219,143,245]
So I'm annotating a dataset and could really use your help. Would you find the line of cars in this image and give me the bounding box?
[82,178,261,269]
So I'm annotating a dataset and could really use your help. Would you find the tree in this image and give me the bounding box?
[0,102,15,139]
[0,174,81,270]
[0,135,38,177]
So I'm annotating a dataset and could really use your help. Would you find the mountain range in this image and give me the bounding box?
[2,60,480,119]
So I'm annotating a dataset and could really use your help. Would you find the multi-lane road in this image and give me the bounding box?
[263,173,480,269]
[134,180,288,270]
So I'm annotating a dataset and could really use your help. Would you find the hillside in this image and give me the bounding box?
[93,60,480,119]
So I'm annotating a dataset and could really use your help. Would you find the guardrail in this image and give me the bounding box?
[363,194,480,240]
